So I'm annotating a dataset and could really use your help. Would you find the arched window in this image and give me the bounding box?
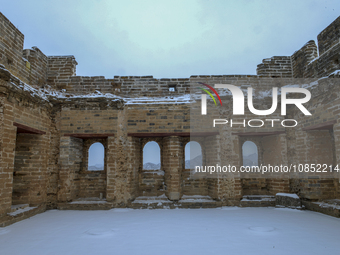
[143,141,161,170]
[242,141,258,166]
[88,142,105,171]
[185,141,202,169]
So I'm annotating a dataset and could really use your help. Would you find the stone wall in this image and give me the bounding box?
[317,16,340,56]
[0,68,55,218]
[58,136,83,202]
[291,40,318,78]
[47,56,77,90]
[0,12,340,226]
[0,12,27,82]
[13,133,48,206]
[78,139,107,199]
[23,47,48,87]
[0,13,50,87]
[257,56,293,78]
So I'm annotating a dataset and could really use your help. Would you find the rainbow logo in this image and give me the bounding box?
[197,82,222,115]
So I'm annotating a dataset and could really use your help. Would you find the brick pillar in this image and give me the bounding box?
[163,136,182,201]
[127,136,140,200]
[0,98,16,216]
[267,133,290,194]
[217,131,243,202]
[106,108,135,205]
[57,136,83,202]
[106,136,116,202]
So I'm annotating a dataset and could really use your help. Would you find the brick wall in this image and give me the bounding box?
[0,12,27,82]
[1,12,340,225]
[13,133,48,206]
[0,71,54,218]
[60,102,118,135]
[291,40,318,78]
[58,136,83,202]
[23,47,48,87]
[0,94,16,217]
[0,13,50,87]
[317,16,340,56]
[47,56,77,90]
[78,139,107,199]
[257,56,293,78]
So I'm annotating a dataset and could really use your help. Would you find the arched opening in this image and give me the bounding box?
[185,141,202,169]
[88,142,104,171]
[242,141,258,166]
[143,141,161,170]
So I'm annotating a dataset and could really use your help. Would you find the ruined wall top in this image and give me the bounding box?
[317,16,340,56]
[257,16,340,79]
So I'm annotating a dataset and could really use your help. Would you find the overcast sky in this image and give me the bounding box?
[1,0,340,78]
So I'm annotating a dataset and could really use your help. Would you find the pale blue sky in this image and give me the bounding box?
[143,141,161,164]
[185,141,202,161]
[88,142,104,166]
[1,0,340,78]
[242,141,258,156]
[142,141,202,164]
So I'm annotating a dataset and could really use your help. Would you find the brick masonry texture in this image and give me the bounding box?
[0,12,340,224]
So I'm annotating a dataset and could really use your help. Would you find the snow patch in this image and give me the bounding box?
[274,207,302,213]
[276,193,299,199]
[0,228,10,235]
[219,206,240,211]
[1,208,340,254]
[315,200,340,210]
[125,94,193,105]
[328,69,340,76]
[69,201,107,204]
[84,228,116,237]
[110,208,134,213]
[8,206,37,216]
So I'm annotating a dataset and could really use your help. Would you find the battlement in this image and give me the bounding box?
[258,16,340,78]
[317,16,340,55]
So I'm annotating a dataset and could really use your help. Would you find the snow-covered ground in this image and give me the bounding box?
[0,207,339,255]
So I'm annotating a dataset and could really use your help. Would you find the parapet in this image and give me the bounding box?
[317,16,340,56]
[256,56,293,78]
[257,16,340,78]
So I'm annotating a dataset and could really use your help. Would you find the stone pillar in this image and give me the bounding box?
[127,136,140,200]
[57,136,83,202]
[0,97,16,216]
[106,108,135,205]
[217,131,243,202]
[163,136,182,201]
[106,136,116,202]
